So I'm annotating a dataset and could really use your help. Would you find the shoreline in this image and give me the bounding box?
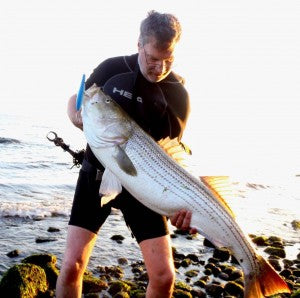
[1,219,300,297]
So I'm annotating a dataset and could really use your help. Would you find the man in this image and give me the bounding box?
[56,11,195,298]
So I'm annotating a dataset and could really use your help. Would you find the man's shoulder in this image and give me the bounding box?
[100,54,138,72]
[163,71,185,85]
[85,54,138,89]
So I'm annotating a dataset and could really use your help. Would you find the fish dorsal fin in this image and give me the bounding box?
[200,176,235,218]
[157,137,189,166]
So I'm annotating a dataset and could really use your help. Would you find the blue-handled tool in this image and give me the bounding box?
[76,74,85,111]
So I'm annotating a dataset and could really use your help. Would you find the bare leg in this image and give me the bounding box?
[56,225,97,298]
[139,235,175,298]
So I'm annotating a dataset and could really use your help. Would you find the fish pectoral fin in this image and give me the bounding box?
[200,176,235,218]
[113,145,137,176]
[99,168,122,206]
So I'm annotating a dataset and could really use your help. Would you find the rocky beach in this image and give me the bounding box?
[1,223,300,297]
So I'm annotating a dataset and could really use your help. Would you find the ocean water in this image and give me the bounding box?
[0,106,299,281]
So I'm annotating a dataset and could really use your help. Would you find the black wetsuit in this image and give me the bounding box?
[69,54,190,243]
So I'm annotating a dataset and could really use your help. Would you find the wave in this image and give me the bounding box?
[0,201,70,220]
[0,137,21,145]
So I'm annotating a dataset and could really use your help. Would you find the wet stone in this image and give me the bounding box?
[6,249,20,258]
[172,288,192,298]
[191,288,206,297]
[110,235,125,242]
[186,253,199,263]
[194,279,206,288]
[291,220,300,230]
[35,237,57,243]
[213,247,230,262]
[280,269,293,279]
[268,258,282,271]
[117,258,128,266]
[47,227,60,233]
[181,259,192,268]
[293,269,300,277]
[268,235,283,243]
[205,283,224,297]
[252,235,269,246]
[203,268,212,276]
[229,269,243,281]
[203,238,216,248]
[185,269,199,278]
[264,246,286,258]
[224,281,244,296]
[219,272,230,281]
[108,280,130,296]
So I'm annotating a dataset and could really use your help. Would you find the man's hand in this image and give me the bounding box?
[170,209,197,234]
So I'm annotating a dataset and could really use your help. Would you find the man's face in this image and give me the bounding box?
[138,38,176,83]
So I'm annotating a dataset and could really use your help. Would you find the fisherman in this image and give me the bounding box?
[56,11,195,298]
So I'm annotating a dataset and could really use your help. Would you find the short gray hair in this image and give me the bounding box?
[139,10,182,49]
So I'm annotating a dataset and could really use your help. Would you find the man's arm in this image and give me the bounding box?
[67,94,83,130]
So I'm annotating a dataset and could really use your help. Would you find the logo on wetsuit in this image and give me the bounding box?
[113,87,143,103]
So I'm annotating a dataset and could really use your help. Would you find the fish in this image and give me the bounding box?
[80,83,291,298]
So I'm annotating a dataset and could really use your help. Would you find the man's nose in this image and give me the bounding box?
[154,60,166,74]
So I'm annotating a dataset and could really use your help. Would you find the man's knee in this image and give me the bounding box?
[60,258,86,283]
[149,266,175,289]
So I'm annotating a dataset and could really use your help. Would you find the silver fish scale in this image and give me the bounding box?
[124,125,258,272]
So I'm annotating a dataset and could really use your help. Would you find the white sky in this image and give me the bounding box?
[1,0,300,179]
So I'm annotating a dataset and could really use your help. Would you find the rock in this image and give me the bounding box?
[175,281,192,292]
[193,279,206,288]
[113,291,130,298]
[229,269,243,281]
[129,288,146,297]
[82,274,108,294]
[291,289,300,297]
[213,247,230,262]
[186,253,199,263]
[251,235,269,246]
[0,263,48,296]
[264,246,286,258]
[280,269,293,279]
[35,237,57,243]
[181,258,192,268]
[203,238,216,248]
[47,227,60,232]
[185,270,199,278]
[98,265,124,279]
[292,220,300,230]
[118,258,128,265]
[172,288,192,297]
[111,235,125,242]
[224,281,244,296]
[22,253,59,289]
[6,249,20,258]
[268,258,282,271]
[205,283,224,297]
[191,288,206,297]
[108,280,131,296]
[219,272,230,281]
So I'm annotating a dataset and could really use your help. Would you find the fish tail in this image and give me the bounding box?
[244,255,290,298]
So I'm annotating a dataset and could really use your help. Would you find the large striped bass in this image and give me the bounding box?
[81,84,290,298]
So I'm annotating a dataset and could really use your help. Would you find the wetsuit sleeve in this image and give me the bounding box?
[163,82,190,141]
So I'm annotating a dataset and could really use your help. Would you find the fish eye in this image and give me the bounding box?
[105,98,111,103]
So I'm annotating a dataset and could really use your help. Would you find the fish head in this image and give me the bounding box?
[82,84,133,148]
